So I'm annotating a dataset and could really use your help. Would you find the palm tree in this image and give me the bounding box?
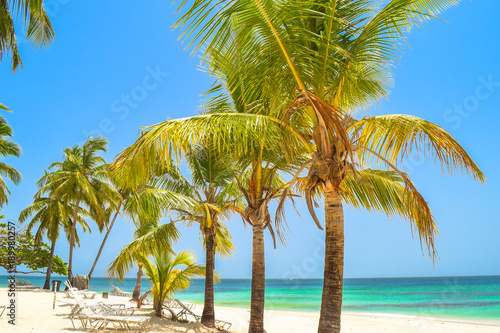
[18,196,91,289]
[109,147,239,323]
[170,1,486,331]
[0,115,21,207]
[0,0,54,72]
[150,144,240,328]
[37,136,120,282]
[139,249,206,317]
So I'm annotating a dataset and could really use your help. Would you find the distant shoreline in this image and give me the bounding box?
[1,288,499,333]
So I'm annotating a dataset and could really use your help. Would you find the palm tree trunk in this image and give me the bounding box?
[249,222,265,333]
[132,264,143,301]
[43,241,56,290]
[318,190,344,333]
[137,290,151,309]
[67,191,83,284]
[201,226,216,328]
[155,299,163,317]
[88,207,121,280]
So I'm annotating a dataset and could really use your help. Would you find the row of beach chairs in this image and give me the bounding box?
[109,284,232,331]
[8,278,231,332]
[64,287,151,333]
[14,278,41,290]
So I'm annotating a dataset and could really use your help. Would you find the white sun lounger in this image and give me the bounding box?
[64,280,97,299]
[110,285,133,297]
[163,299,231,331]
[67,292,149,332]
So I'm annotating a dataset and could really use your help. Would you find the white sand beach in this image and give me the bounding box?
[0,288,500,333]
[1,288,499,332]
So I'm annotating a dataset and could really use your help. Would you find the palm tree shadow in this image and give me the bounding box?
[147,314,226,332]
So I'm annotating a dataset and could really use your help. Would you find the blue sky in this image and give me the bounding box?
[1,0,499,279]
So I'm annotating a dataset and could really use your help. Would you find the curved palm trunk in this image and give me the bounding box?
[132,265,143,302]
[88,207,121,280]
[43,241,56,290]
[201,227,216,328]
[318,190,344,333]
[137,290,151,309]
[67,191,83,284]
[249,222,265,333]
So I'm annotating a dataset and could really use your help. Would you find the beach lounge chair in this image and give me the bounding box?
[60,289,133,316]
[59,299,135,316]
[22,279,41,288]
[64,280,97,299]
[97,301,135,315]
[14,278,39,290]
[164,298,195,310]
[164,299,232,331]
[110,285,133,297]
[68,293,150,332]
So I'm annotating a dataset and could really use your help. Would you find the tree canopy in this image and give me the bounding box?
[0,222,67,275]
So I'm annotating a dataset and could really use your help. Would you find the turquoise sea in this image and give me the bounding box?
[2,275,499,321]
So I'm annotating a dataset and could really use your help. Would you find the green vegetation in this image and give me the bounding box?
[0,222,67,276]
[140,249,206,317]
[0,115,21,207]
[0,0,54,72]
[19,196,91,289]
[36,136,120,282]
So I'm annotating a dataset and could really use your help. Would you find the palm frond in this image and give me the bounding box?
[351,114,486,183]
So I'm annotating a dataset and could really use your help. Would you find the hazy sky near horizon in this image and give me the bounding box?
[1,1,499,279]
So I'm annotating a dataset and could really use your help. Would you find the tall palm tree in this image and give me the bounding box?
[148,144,240,328]
[169,1,486,332]
[18,196,91,289]
[0,115,21,207]
[0,0,54,72]
[36,136,120,282]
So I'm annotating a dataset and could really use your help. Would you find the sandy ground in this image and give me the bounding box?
[1,288,499,332]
